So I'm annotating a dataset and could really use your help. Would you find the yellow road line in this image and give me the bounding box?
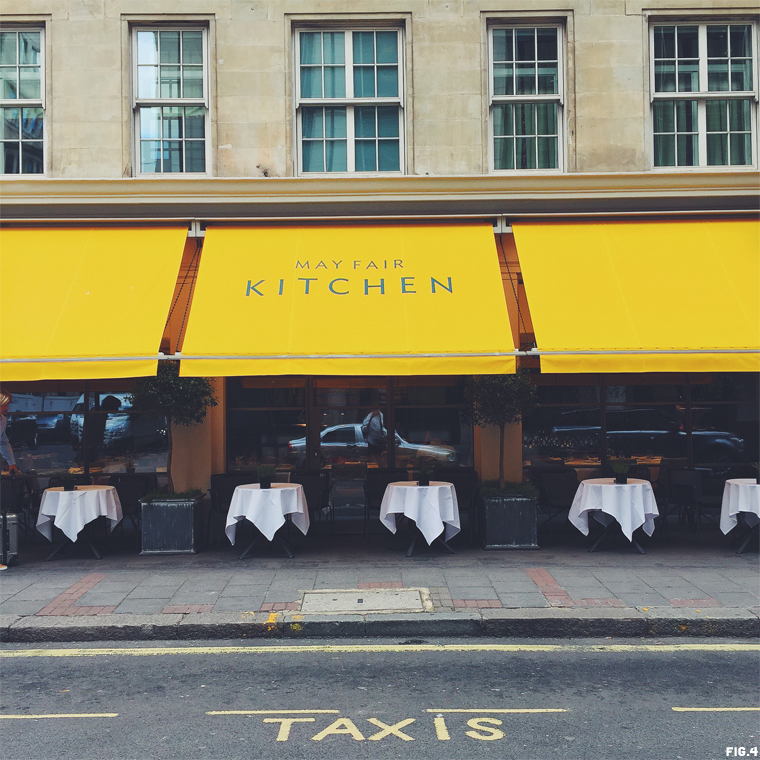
[1,643,757,658]
[672,707,760,712]
[427,709,566,714]
[0,713,118,719]
[207,710,340,715]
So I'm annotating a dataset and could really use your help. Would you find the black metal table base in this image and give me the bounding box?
[394,526,455,557]
[239,532,294,559]
[45,536,102,561]
[734,523,759,554]
[589,522,645,555]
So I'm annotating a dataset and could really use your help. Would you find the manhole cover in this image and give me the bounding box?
[300,588,428,614]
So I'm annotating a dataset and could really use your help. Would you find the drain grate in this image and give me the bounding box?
[300,588,429,614]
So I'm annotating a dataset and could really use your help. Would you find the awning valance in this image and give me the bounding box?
[179,224,516,376]
[0,227,187,381]
[513,219,760,373]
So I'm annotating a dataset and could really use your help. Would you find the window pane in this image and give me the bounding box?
[160,66,181,98]
[18,66,40,99]
[227,410,308,471]
[707,26,728,58]
[355,106,376,138]
[493,29,513,62]
[708,59,729,91]
[537,62,558,94]
[140,140,161,172]
[302,141,324,172]
[182,65,203,98]
[163,140,183,172]
[300,33,321,65]
[515,28,535,61]
[324,107,346,138]
[1,106,19,138]
[21,107,42,139]
[376,66,398,97]
[730,133,751,165]
[353,32,375,65]
[185,140,205,172]
[731,59,752,91]
[515,137,536,169]
[730,25,752,57]
[323,66,346,98]
[677,60,698,91]
[653,100,674,132]
[21,140,43,173]
[162,107,183,138]
[182,31,203,64]
[729,99,751,131]
[0,32,16,65]
[536,28,557,60]
[494,136,514,170]
[323,32,345,64]
[654,61,676,92]
[516,62,536,94]
[514,103,535,135]
[706,134,728,165]
[137,31,158,65]
[355,140,376,171]
[353,66,375,97]
[493,63,513,96]
[676,134,697,166]
[0,67,17,98]
[300,67,322,98]
[137,65,158,98]
[493,103,512,136]
[705,99,726,132]
[139,107,161,139]
[325,140,346,171]
[675,99,696,132]
[1,141,19,173]
[377,106,399,137]
[301,107,323,139]
[677,26,698,58]
[654,27,675,59]
[536,102,557,135]
[378,139,399,171]
[159,31,180,64]
[18,32,40,65]
[184,106,205,138]
[654,134,675,167]
[537,136,557,168]
[376,31,398,63]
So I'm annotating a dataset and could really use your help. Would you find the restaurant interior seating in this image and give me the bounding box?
[364,468,407,541]
[328,463,368,533]
[432,467,479,545]
[661,469,702,534]
[290,471,330,541]
[627,466,651,481]
[536,469,579,541]
[47,474,92,489]
[208,472,257,544]
[108,473,157,543]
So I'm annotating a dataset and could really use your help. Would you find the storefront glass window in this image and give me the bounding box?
[393,408,471,468]
[227,409,307,471]
[523,404,602,466]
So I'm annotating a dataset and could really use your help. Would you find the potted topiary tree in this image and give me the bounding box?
[128,362,217,554]
[464,372,539,549]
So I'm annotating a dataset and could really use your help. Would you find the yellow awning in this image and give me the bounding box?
[0,227,187,380]
[179,224,516,376]
[513,219,760,373]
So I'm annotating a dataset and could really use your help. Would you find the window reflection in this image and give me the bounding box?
[227,409,306,471]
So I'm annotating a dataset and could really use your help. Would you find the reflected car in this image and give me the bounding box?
[287,424,459,467]
[551,407,745,462]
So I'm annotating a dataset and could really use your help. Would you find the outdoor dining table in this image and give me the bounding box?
[379,481,460,556]
[37,485,123,561]
[719,478,760,554]
[568,478,658,554]
[225,483,309,559]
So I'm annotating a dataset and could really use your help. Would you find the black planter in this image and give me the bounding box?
[259,478,272,489]
[418,476,430,487]
[480,495,538,549]
[63,482,75,492]
[140,496,205,554]
[615,474,628,484]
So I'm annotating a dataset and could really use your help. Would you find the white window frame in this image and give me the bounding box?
[488,24,565,173]
[131,26,209,176]
[649,21,758,170]
[294,27,405,175]
[0,25,45,176]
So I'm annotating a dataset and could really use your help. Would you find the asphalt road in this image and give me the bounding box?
[1,638,758,760]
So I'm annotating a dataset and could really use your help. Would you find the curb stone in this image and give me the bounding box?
[364,611,481,637]
[5,614,184,643]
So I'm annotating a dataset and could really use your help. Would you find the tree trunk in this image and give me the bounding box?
[166,421,174,494]
[499,423,505,490]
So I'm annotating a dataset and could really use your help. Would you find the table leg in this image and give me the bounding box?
[239,534,263,560]
[405,533,419,557]
[736,524,759,554]
[630,536,646,555]
[588,523,615,553]
[436,537,456,554]
[240,532,295,559]
[45,540,69,561]
[83,537,102,560]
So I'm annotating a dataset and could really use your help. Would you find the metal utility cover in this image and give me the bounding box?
[301,589,425,614]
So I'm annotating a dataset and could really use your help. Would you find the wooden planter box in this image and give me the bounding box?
[480,495,538,549]
[140,496,205,555]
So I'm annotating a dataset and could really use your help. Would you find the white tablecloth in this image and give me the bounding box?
[37,486,123,542]
[569,478,659,541]
[720,479,760,534]
[379,481,460,545]
[225,483,309,544]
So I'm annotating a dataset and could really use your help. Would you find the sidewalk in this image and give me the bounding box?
[1,524,758,642]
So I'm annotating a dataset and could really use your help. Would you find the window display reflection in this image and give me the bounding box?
[228,409,306,471]
[523,405,602,465]
[393,408,468,468]
[317,408,388,467]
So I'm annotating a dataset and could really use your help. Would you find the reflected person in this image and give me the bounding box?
[362,409,387,456]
